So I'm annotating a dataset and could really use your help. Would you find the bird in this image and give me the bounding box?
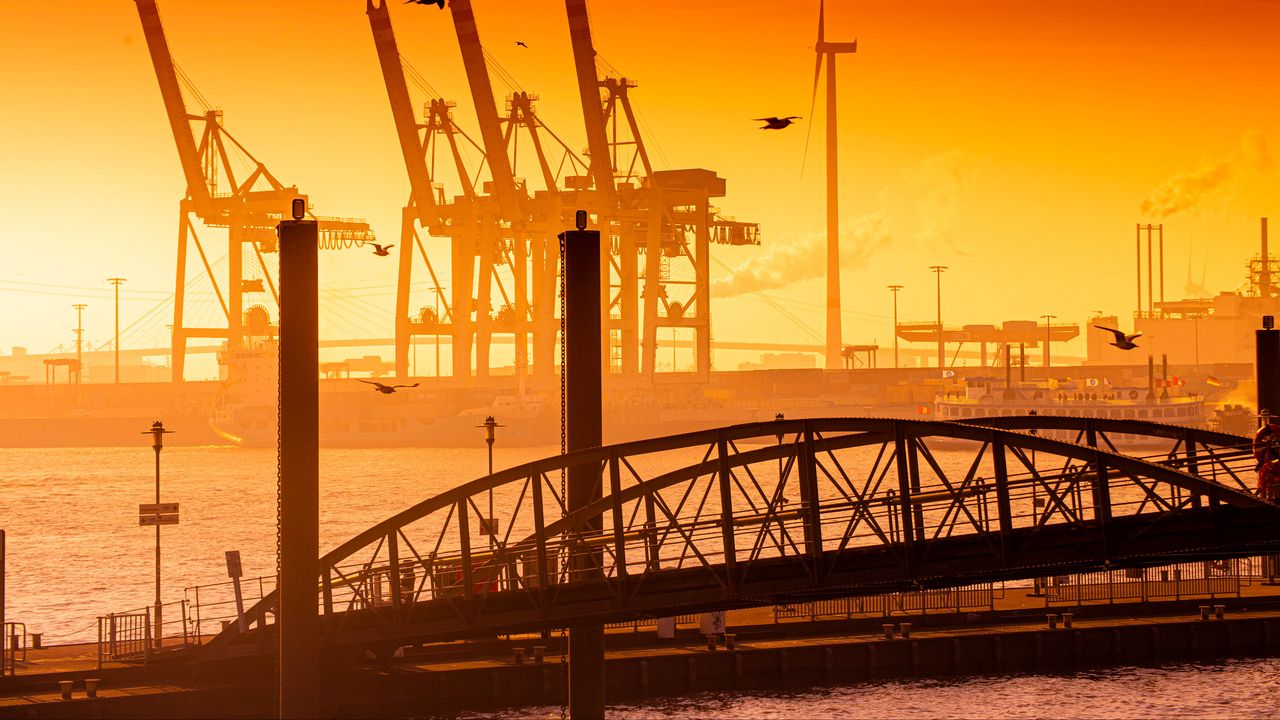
[359,379,420,395]
[404,0,445,7]
[370,243,394,257]
[755,116,801,130]
[515,41,529,49]
[1094,325,1143,350]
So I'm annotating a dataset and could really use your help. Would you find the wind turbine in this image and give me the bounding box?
[805,0,858,370]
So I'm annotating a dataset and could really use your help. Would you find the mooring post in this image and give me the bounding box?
[277,203,320,719]
[1257,316,1280,425]
[560,214,606,719]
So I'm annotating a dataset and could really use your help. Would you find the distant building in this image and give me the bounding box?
[738,352,818,371]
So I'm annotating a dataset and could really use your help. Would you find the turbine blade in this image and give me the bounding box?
[818,0,825,43]
[800,47,822,176]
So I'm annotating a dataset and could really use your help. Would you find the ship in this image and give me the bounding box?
[935,374,1207,446]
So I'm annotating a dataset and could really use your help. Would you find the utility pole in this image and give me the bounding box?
[72,304,88,385]
[108,278,127,383]
[1041,314,1056,375]
[887,285,903,371]
[929,267,947,370]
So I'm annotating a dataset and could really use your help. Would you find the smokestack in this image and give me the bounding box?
[1262,218,1271,299]
[1147,355,1155,400]
[1158,224,1165,314]
[1136,224,1143,317]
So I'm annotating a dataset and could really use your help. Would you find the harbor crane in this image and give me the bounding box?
[134,0,375,381]
[373,0,761,379]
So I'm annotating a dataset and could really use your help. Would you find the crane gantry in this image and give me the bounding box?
[134,0,375,381]
[374,0,763,381]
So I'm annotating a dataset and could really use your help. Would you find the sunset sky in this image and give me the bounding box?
[1,0,1277,374]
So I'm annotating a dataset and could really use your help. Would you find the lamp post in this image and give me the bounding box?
[107,278,126,383]
[1041,314,1056,376]
[143,420,172,647]
[478,415,503,545]
[929,266,947,370]
[887,285,903,371]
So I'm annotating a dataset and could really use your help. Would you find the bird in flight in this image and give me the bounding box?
[755,116,801,130]
[370,243,395,257]
[359,379,420,394]
[404,0,445,7]
[515,41,529,49]
[1094,325,1143,350]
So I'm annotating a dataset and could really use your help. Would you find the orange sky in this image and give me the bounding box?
[1,1,1277,373]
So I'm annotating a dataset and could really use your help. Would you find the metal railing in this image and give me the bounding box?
[186,575,274,639]
[1043,560,1243,606]
[773,584,997,622]
[604,614,699,632]
[97,612,150,667]
[96,600,192,666]
[3,621,26,675]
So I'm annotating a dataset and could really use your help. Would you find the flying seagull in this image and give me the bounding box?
[404,0,445,7]
[370,243,394,257]
[1094,325,1142,350]
[359,379,420,395]
[515,41,529,49]
[755,116,801,130]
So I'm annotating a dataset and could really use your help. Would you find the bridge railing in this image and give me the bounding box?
[1043,559,1244,605]
[206,417,1277,655]
[773,583,996,622]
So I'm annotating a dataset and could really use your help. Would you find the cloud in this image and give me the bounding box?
[1139,130,1272,219]
[712,150,976,297]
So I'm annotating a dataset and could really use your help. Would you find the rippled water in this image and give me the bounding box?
[473,658,1280,719]
[0,445,557,643]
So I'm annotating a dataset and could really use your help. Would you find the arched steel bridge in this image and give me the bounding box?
[204,417,1280,661]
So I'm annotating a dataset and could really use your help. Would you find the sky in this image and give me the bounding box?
[1,0,1277,373]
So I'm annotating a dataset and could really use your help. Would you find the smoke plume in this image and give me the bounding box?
[713,150,975,297]
[1139,130,1272,219]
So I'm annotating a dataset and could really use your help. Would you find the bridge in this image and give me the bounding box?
[203,416,1280,662]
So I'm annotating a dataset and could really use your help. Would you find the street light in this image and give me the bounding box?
[1041,314,1057,374]
[142,420,173,648]
[108,278,126,383]
[928,266,948,370]
[887,285,903,371]
[477,415,503,544]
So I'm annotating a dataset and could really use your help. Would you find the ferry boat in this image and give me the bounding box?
[935,375,1207,445]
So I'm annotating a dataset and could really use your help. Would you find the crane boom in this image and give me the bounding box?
[564,0,615,201]
[367,0,442,228]
[448,0,522,219]
[134,0,213,216]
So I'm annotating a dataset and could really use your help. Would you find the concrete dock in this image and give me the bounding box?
[4,586,1280,718]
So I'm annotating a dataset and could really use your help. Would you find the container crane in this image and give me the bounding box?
[134,0,375,380]
[562,0,761,378]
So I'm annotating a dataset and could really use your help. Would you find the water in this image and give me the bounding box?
[472,658,1280,719]
[0,444,557,643]
[3,444,1274,715]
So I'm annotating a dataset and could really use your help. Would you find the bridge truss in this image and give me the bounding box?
[206,418,1280,660]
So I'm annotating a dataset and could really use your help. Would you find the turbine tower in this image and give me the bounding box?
[809,0,857,369]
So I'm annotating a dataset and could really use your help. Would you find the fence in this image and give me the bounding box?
[96,600,193,667]
[1043,559,1244,606]
[605,614,700,632]
[96,612,149,667]
[773,583,997,622]
[2,621,25,676]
